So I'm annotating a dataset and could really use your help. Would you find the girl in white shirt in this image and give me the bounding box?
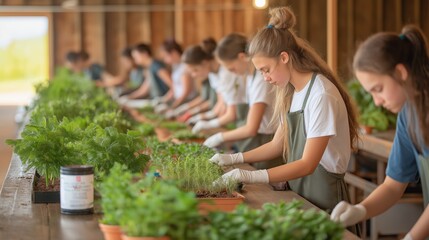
[210,7,360,215]
[201,33,283,169]
[155,39,197,112]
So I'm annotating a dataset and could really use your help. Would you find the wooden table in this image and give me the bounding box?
[0,154,359,240]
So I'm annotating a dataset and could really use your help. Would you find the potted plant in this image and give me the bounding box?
[98,164,137,240]
[152,141,244,213]
[119,175,200,240]
[197,200,344,239]
[347,80,396,134]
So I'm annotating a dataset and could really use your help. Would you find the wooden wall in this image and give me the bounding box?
[1,0,429,80]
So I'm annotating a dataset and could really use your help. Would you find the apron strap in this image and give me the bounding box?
[300,72,317,110]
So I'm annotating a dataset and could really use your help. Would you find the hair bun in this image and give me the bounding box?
[268,7,296,30]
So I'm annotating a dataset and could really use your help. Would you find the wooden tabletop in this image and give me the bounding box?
[0,155,359,240]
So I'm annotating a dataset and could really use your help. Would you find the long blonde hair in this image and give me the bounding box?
[248,6,359,159]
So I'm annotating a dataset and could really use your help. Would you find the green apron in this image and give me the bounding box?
[416,154,429,207]
[286,73,351,213]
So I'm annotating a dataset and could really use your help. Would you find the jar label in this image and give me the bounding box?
[60,174,94,210]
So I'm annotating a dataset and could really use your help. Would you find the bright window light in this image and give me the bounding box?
[253,0,268,9]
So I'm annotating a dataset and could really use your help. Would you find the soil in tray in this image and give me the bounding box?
[196,191,236,198]
[34,176,60,192]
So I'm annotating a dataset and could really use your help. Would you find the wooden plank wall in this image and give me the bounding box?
[1,0,429,79]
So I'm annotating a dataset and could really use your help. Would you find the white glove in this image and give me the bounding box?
[192,119,220,134]
[209,153,244,166]
[330,201,367,227]
[151,96,163,106]
[402,233,413,240]
[203,133,224,148]
[154,103,169,114]
[186,114,202,125]
[203,110,217,119]
[221,168,269,184]
[172,103,190,117]
[117,96,129,105]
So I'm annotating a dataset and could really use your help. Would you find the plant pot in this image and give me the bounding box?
[99,223,122,240]
[361,125,373,134]
[198,192,245,214]
[32,172,60,203]
[154,128,171,142]
[121,235,170,240]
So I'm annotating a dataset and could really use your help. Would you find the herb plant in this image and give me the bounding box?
[171,129,204,140]
[198,200,344,240]
[120,174,200,239]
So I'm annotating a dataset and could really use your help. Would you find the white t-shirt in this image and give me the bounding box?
[208,65,224,92]
[247,72,276,134]
[172,63,197,100]
[220,71,247,105]
[289,74,350,174]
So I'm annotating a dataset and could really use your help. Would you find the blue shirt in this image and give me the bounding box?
[386,103,429,183]
[148,60,169,97]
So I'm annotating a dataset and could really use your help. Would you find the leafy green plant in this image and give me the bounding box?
[6,117,85,185]
[171,129,204,140]
[157,121,187,131]
[198,200,344,240]
[120,174,201,239]
[135,123,155,136]
[98,163,140,225]
[347,80,396,131]
[149,140,237,197]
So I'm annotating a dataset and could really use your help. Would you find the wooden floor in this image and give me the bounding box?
[0,106,18,190]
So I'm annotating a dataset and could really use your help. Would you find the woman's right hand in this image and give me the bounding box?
[209,153,244,166]
[330,201,367,226]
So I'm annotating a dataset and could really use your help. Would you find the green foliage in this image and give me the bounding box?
[171,129,204,140]
[6,117,85,185]
[148,139,237,196]
[120,174,200,239]
[7,71,148,184]
[0,35,48,82]
[198,200,344,240]
[135,123,155,137]
[157,121,187,131]
[98,163,140,225]
[347,80,396,131]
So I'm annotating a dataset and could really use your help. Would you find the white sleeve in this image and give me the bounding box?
[248,74,273,105]
[306,93,339,138]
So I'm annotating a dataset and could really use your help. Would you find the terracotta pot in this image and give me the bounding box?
[361,125,373,134]
[198,192,245,214]
[154,128,171,142]
[121,235,170,240]
[99,223,122,240]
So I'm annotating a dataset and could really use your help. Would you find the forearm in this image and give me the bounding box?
[217,105,236,125]
[267,160,314,182]
[222,124,257,142]
[162,90,174,102]
[360,176,407,219]
[409,206,429,240]
[187,97,204,109]
[128,81,149,99]
[242,141,283,163]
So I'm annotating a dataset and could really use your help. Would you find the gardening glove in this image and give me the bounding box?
[186,114,202,125]
[221,168,269,184]
[192,119,220,134]
[203,133,224,148]
[209,153,244,166]
[172,103,190,117]
[402,233,413,240]
[330,201,367,227]
[154,103,169,114]
[202,110,217,119]
[151,96,163,106]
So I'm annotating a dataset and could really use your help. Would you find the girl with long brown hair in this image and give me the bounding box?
[331,25,429,240]
[210,6,360,213]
